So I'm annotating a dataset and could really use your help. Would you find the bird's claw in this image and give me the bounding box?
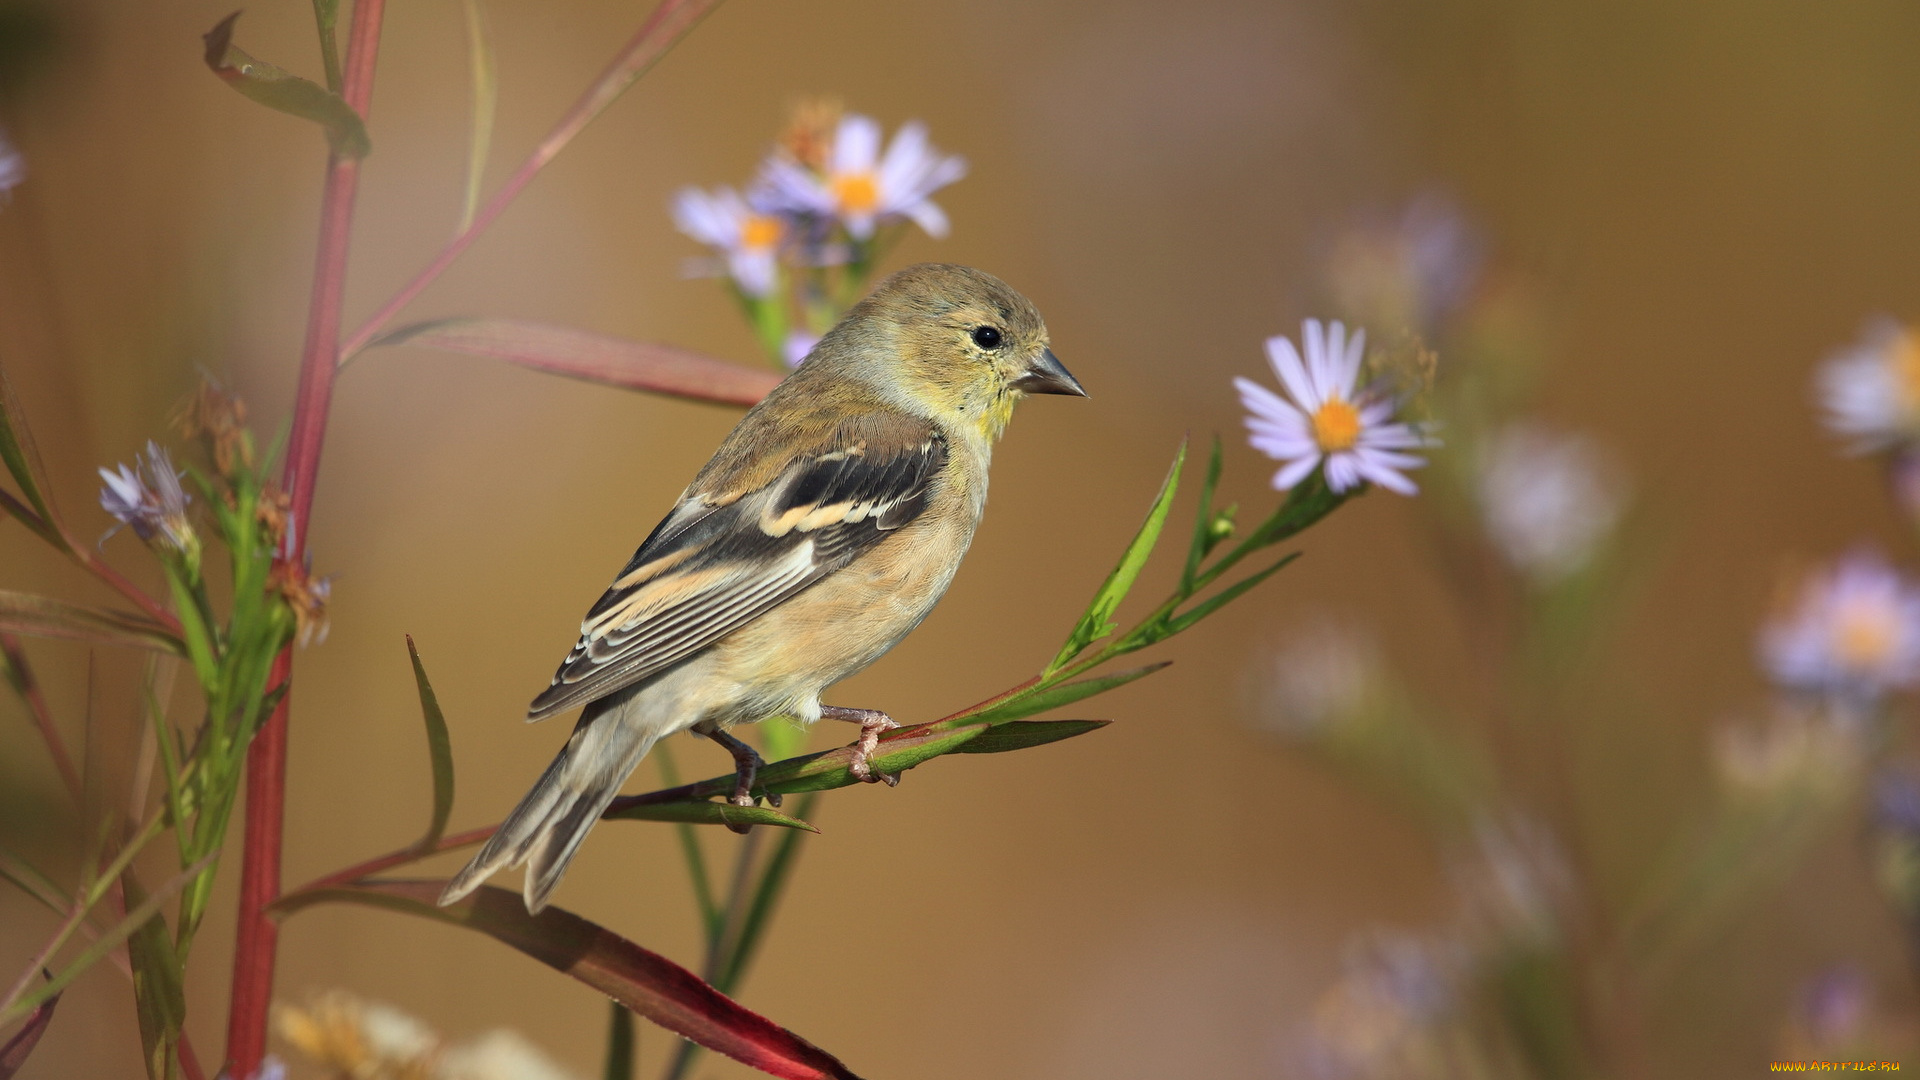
[824,705,901,786]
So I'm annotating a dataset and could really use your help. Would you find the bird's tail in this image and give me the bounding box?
[438,695,661,913]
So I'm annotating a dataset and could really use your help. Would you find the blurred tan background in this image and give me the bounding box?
[4,0,1919,1076]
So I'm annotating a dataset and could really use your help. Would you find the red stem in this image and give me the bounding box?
[224,3,386,1077]
[337,0,721,360]
[0,633,81,804]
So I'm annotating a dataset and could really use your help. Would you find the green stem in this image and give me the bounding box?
[602,999,634,1080]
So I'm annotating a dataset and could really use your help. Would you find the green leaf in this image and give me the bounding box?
[271,880,867,1080]
[715,792,818,994]
[0,487,65,551]
[406,636,455,851]
[603,800,817,832]
[0,590,184,655]
[457,0,497,233]
[1181,436,1226,591]
[1047,441,1186,674]
[608,723,989,810]
[1164,554,1301,637]
[947,719,1111,755]
[368,318,780,406]
[965,662,1170,725]
[0,978,57,1080]
[0,360,59,539]
[603,1000,634,1080]
[122,874,184,1080]
[201,12,370,158]
[311,0,342,92]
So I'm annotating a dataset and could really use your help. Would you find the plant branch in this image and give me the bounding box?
[226,1,388,1075]
[0,634,81,804]
[337,0,723,360]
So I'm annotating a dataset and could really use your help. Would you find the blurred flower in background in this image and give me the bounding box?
[759,113,966,241]
[1236,319,1431,495]
[1760,550,1920,705]
[1298,934,1464,1080]
[0,126,23,201]
[1817,317,1920,453]
[1249,618,1383,737]
[671,185,786,298]
[783,328,820,369]
[1711,703,1864,798]
[276,991,582,1080]
[1327,194,1482,336]
[1476,423,1625,585]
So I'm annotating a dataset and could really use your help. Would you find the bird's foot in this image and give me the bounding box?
[699,725,779,834]
[820,706,901,786]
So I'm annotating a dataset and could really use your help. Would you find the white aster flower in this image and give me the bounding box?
[670,185,785,298]
[1760,550,1920,702]
[1817,317,1920,452]
[97,441,194,552]
[1477,423,1625,583]
[435,1030,582,1080]
[1235,319,1431,495]
[760,114,966,241]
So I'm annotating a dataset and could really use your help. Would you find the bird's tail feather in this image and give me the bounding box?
[438,696,661,913]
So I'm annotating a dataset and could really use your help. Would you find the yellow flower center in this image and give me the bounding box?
[1895,329,1920,410]
[740,213,782,252]
[1835,601,1899,671]
[1311,398,1362,452]
[831,172,880,216]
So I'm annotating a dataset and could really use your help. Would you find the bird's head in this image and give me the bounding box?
[826,263,1086,440]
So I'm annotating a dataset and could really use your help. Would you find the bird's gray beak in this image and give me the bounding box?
[1012,347,1088,397]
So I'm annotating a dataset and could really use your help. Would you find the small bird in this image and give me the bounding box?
[440,263,1086,912]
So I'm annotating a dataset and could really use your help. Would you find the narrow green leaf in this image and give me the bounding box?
[1181,436,1226,592]
[1165,554,1300,637]
[0,361,58,533]
[311,0,342,92]
[457,0,497,232]
[0,849,64,917]
[201,12,371,158]
[406,636,456,851]
[0,590,183,655]
[122,874,184,1080]
[0,488,66,551]
[603,800,817,832]
[608,724,989,810]
[369,318,780,406]
[716,791,819,993]
[270,880,867,1080]
[948,719,1111,755]
[1047,441,1187,674]
[1,856,212,1032]
[0,979,57,1080]
[966,662,1170,725]
[603,1000,634,1080]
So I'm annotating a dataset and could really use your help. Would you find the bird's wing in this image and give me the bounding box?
[526,414,948,720]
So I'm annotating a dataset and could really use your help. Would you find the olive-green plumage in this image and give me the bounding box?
[441,264,1085,912]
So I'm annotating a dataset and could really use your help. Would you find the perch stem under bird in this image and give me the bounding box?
[439,264,1086,913]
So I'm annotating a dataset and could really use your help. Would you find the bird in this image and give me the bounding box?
[439,263,1086,913]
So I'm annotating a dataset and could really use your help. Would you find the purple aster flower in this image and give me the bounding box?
[97,441,193,552]
[1817,317,1920,453]
[1234,319,1432,495]
[1760,550,1920,702]
[670,185,786,298]
[759,114,966,241]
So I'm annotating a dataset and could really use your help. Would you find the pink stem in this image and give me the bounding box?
[0,633,81,804]
[224,3,387,1076]
[337,0,722,360]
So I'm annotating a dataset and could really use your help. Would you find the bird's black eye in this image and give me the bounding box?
[971,325,1003,350]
